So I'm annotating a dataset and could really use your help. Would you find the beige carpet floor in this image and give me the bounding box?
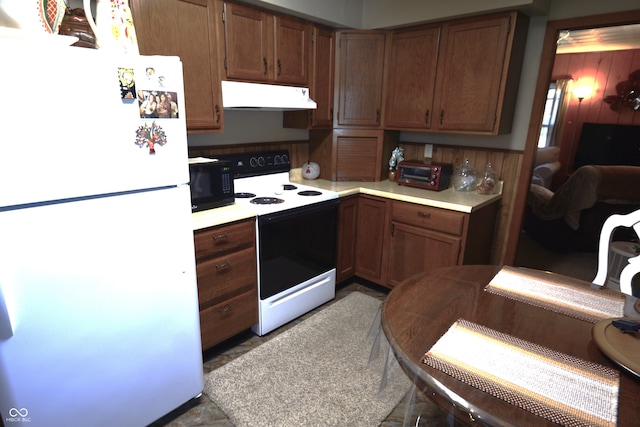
[203,291,412,427]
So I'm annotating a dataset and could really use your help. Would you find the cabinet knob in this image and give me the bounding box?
[218,304,233,314]
[277,59,282,76]
[440,110,444,126]
[263,57,268,75]
[418,211,431,218]
[425,109,430,125]
[215,104,221,123]
[213,232,230,240]
[376,109,380,124]
[215,260,232,270]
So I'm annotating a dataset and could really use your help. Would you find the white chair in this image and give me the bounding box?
[592,209,640,296]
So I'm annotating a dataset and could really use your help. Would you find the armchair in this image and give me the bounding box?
[524,165,640,251]
[531,146,561,189]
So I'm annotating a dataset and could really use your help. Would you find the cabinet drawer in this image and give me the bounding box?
[197,246,257,306]
[200,289,258,350]
[392,201,465,235]
[194,219,255,260]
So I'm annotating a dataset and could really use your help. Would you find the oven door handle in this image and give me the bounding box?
[258,198,340,225]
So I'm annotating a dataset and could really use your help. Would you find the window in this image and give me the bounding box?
[538,79,571,148]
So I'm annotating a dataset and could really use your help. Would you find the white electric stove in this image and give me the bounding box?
[217,151,339,335]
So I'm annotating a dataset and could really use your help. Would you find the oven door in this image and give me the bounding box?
[257,199,339,300]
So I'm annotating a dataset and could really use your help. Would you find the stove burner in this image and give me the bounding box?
[235,192,257,198]
[283,184,297,191]
[298,190,323,196]
[251,197,285,205]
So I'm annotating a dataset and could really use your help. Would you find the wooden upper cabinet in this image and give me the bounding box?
[335,31,386,128]
[222,1,309,85]
[310,25,334,128]
[274,14,310,85]
[282,24,334,129]
[384,25,440,130]
[223,2,271,81]
[433,11,528,134]
[131,0,223,132]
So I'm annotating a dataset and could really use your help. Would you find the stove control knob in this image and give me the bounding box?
[257,157,265,167]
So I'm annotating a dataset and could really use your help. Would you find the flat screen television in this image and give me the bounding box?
[573,122,640,170]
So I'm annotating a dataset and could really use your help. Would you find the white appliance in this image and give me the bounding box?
[0,40,203,426]
[219,151,339,336]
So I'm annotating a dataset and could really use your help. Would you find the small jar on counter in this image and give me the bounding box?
[477,162,498,194]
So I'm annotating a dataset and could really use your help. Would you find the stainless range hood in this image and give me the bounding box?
[221,80,317,110]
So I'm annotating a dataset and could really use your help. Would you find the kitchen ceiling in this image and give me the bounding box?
[556,23,640,54]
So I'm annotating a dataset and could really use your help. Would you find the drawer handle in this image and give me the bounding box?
[215,260,231,270]
[218,304,233,313]
[213,232,230,240]
[418,211,431,218]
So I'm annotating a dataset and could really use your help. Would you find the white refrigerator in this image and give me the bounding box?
[0,38,204,426]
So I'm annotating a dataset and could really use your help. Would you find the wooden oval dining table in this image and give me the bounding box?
[381,264,640,426]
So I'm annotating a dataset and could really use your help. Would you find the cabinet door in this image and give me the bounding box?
[387,222,461,288]
[433,13,512,133]
[223,1,271,81]
[384,25,440,130]
[282,25,334,130]
[335,31,385,127]
[336,196,358,283]
[132,0,223,131]
[355,196,388,283]
[274,14,310,85]
[333,129,384,181]
[311,25,334,128]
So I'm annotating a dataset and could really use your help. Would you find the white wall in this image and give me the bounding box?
[235,0,364,28]
[188,110,308,146]
[362,0,550,29]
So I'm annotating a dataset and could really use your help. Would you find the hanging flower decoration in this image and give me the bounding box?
[603,69,640,112]
[135,122,167,155]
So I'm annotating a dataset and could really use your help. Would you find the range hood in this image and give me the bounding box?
[221,80,317,110]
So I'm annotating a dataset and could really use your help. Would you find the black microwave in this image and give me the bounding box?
[188,157,235,212]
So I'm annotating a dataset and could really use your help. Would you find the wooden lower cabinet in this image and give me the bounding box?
[339,195,498,288]
[354,195,390,283]
[194,218,257,350]
[336,196,358,283]
[387,222,461,288]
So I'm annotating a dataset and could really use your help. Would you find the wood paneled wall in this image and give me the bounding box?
[189,141,310,165]
[552,49,640,184]
[189,140,523,265]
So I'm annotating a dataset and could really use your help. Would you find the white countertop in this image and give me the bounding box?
[192,203,258,231]
[192,170,502,231]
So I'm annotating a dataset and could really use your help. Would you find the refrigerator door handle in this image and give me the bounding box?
[0,285,13,339]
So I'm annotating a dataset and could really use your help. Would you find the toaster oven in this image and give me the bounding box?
[396,160,453,191]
